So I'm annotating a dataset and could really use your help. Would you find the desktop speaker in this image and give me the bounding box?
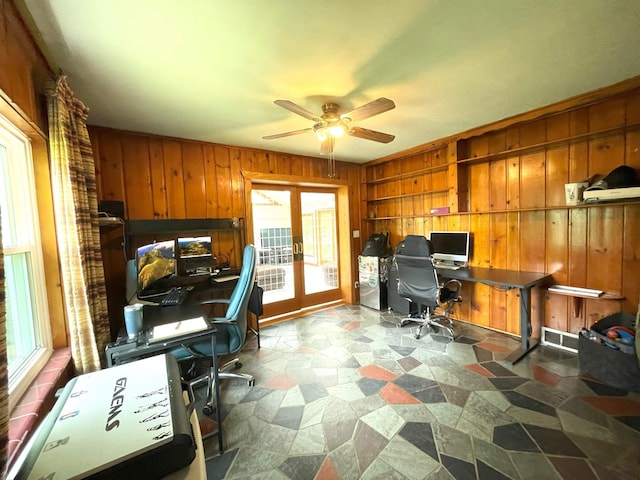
[98,200,125,219]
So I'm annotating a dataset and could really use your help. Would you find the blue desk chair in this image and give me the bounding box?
[171,244,257,415]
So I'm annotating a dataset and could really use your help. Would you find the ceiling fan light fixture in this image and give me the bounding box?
[314,127,327,141]
[314,122,347,141]
[327,124,346,138]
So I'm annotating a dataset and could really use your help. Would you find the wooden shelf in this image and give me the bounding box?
[456,122,640,166]
[546,285,624,317]
[463,199,640,215]
[364,198,640,221]
[98,217,124,228]
[366,164,448,185]
[125,217,243,236]
[367,188,449,202]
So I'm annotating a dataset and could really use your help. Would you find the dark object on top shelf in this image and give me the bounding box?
[583,166,640,203]
[585,165,639,191]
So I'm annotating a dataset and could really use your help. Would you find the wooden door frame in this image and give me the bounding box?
[242,171,354,308]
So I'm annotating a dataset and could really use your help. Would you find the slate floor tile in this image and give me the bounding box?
[200,306,640,479]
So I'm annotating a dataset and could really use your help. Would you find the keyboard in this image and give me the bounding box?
[160,286,193,306]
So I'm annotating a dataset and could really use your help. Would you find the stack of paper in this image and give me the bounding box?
[149,316,209,343]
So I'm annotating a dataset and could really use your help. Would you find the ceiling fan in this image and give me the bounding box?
[263,97,396,155]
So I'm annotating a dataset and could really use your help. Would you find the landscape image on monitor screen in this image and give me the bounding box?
[137,241,175,293]
[178,237,212,258]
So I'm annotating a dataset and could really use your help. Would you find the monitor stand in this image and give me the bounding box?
[435,260,465,270]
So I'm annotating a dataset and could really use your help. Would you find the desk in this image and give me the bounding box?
[436,266,550,364]
[106,287,224,454]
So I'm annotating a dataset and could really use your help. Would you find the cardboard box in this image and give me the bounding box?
[564,182,589,205]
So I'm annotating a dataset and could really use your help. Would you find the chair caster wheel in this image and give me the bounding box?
[248,379,255,386]
[203,405,213,416]
[235,362,243,369]
[414,333,421,340]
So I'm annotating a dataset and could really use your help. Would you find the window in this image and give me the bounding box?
[0,113,52,411]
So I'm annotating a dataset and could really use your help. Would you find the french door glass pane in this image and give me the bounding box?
[301,192,337,294]
[251,189,294,305]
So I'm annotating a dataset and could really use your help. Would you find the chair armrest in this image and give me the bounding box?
[442,279,462,293]
[209,317,237,325]
[200,298,231,306]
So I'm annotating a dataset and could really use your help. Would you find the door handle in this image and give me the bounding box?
[292,237,303,261]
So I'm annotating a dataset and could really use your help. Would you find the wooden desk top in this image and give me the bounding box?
[437,266,551,290]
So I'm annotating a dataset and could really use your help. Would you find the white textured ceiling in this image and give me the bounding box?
[19,0,640,163]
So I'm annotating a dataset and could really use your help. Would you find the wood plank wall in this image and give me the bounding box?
[90,127,362,335]
[6,0,639,345]
[362,79,640,337]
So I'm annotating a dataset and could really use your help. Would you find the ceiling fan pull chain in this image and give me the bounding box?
[328,150,336,178]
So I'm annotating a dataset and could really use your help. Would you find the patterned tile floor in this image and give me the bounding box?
[200,305,640,479]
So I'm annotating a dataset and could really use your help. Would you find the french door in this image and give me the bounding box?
[251,185,340,318]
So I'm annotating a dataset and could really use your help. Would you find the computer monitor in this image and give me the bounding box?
[135,240,176,298]
[429,231,471,266]
[177,236,214,275]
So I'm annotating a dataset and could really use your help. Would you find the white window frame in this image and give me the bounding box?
[0,112,53,412]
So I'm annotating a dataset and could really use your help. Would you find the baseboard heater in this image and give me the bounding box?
[541,327,578,353]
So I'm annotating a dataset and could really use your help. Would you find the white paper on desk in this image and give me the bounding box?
[149,316,209,343]
[212,274,239,283]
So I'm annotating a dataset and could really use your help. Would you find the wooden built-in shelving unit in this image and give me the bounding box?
[360,78,640,336]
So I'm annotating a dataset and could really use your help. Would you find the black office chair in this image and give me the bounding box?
[394,235,461,341]
[170,244,257,415]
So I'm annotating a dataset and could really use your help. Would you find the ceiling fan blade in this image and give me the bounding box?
[274,100,322,122]
[320,137,335,155]
[263,128,313,140]
[341,97,395,122]
[348,126,395,143]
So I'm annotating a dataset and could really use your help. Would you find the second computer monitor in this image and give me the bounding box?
[177,236,214,275]
[429,231,470,266]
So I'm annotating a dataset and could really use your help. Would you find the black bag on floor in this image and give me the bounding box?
[578,312,640,391]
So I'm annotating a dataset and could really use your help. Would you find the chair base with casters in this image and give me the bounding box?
[179,345,255,416]
[398,279,462,341]
[218,357,255,386]
[398,310,457,341]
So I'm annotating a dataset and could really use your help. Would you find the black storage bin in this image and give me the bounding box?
[578,312,640,392]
